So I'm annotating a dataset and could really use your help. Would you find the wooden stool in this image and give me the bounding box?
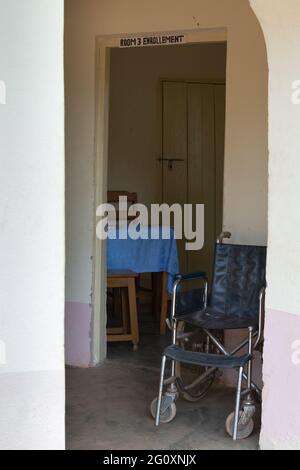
[107,270,139,351]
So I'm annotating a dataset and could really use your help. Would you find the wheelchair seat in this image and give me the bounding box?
[176,308,259,330]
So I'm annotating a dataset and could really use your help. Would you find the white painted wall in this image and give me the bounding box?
[251,0,300,317]
[0,0,65,449]
[250,0,300,451]
[108,43,227,207]
[65,0,268,365]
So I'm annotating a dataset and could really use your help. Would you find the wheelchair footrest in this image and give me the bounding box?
[164,345,251,369]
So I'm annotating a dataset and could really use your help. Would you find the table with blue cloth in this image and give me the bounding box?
[107,225,180,335]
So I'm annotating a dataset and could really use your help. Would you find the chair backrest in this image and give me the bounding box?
[210,243,267,320]
[108,191,138,205]
[107,191,138,221]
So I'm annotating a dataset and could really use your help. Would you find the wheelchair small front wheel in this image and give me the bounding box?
[150,398,177,424]
[225,412,254,440]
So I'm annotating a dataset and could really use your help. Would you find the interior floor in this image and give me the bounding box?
[66,311,260,450]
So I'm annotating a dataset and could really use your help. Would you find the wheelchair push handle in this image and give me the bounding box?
[217,232,232,244]
[253,287,266,349]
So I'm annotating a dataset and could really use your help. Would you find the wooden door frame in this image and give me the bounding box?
[92,28,227,365]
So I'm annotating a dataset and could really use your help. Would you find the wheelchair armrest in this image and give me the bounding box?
[170,272,209,323]
[175,272,208,282]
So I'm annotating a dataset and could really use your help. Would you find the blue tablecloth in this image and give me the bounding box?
[107,225,180,292]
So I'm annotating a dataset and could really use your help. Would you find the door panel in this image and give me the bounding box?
[214,85,226,236]
[162,81,188,272]
[162,81,225,278]
[187,84,216,278]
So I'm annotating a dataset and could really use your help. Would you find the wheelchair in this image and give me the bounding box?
[150,232,267,441]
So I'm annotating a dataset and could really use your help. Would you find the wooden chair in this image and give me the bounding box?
[107,270,139,351]
[107,191,169,336]
[108,191,138,204]
[108,189,154,306]
[107,191,138,221]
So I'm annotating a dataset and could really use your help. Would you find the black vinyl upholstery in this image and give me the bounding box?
[176,243,267,330]
[164,345,251,369]
[210,244,267,319]
[176,309,261,330]
[175,288,205,316]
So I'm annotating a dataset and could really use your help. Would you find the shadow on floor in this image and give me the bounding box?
[66,313,260,450]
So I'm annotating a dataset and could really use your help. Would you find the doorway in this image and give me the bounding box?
[102,41,227,366]
[65,24,268,450]
[92,33,229,364]
[68,38,260,451]
[64,0,270,448]
[67,36,263,449]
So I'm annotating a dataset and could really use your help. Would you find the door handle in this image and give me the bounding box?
[157,158,185,170]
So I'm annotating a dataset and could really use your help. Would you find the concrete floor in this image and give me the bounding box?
[66,314,260,450]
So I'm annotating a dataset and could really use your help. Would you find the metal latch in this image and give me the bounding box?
[157,158,185,170]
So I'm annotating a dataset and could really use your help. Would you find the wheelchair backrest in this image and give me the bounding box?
[175,287,205,316]
[210,243,267,319]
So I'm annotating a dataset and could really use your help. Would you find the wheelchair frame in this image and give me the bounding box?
[153,232,266,441]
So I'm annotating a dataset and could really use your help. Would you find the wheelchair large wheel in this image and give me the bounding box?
[150,398,177,424]
[225,412,254,440]
[175,322,217,403]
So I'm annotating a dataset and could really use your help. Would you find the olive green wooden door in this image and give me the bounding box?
[162,80,225,277]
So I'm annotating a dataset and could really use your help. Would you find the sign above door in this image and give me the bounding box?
[119,34,186,48]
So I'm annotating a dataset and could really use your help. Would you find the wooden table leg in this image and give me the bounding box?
[160,272,169,335]
[152,273,161,320]
[113,287,121,318]
[128,278,140,351]
[121,287,129,334]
